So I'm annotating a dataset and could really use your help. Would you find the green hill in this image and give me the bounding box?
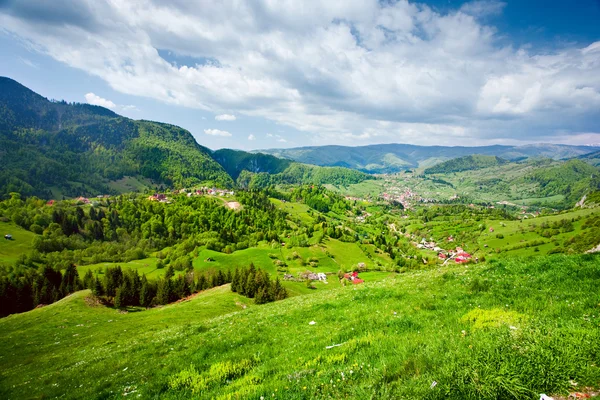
[0,77,233,199]
[0,254,598,399]
[424,155,508,174]
[213,149,373,188]
[212,149,293,179]
[577,149,600,167]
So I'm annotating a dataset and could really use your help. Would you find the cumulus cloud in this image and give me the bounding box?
[215,114,236,121]
[204,128,232,137]
[248,134,256,140]
[84,92,116,109]
[1,0,598,145]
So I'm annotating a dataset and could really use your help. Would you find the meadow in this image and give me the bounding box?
[1,254,598,399]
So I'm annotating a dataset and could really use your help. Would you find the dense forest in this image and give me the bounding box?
[424,155,508,174]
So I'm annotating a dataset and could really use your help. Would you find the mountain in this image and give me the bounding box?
[212,149,293,180]
[0,77,235,198]
[577,150,600,167]
[258,143,600,174]
[212,148,373,188]
[424,155,508,174]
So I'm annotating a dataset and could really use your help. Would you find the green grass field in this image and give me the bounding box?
[0,221,36,264]
[1,254,599,399]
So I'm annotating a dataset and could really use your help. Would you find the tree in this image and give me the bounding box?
[139,275,152,308]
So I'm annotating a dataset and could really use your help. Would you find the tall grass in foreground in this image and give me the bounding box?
[0,254,598,399]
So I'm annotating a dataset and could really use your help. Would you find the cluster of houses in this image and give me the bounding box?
[148,193,170,203]
[175,187,235,197]
[414,238,474,264]
[284,272,329,282]
[438,246,473,264]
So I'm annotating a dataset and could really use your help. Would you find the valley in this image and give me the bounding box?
[0,78,599,399]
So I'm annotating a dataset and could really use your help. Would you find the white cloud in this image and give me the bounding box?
[84,92,116,109]
[18,56,38,69]
[2,0,598,146]
[215,114,236,121]
[248,134,256,140]
[203,128,232,137]
[121,104,139,111]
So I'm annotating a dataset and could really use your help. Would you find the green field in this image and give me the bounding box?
[0,221,36,264]
[1,254,599,399]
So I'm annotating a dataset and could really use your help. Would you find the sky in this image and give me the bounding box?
[0,0,599,150]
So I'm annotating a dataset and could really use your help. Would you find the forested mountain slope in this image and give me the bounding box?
[213,149,373,188]
[424,155,507,174]
[0,77,233,198]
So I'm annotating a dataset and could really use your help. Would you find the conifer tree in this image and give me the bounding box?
[139,275,151,308]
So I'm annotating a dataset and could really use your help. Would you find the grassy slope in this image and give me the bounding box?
[0,221,35,264]
[1,254,599,399]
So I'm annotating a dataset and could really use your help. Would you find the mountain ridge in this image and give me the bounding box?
[256,142,600,173]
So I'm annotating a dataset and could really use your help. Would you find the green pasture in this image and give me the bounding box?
[1,254,599,399]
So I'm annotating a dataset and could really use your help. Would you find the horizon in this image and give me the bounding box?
[4,73,600,153]
[1,0,599,150]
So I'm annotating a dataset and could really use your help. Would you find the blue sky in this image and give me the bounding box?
[0,0,599,150]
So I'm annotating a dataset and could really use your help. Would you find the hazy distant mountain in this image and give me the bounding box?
[258,143,600,174]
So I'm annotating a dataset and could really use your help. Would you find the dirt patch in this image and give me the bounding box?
[226,201,241,210]
[85,295,107,307]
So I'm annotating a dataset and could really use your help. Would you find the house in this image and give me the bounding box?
[489,227,494,233]
[455,252,472,264]
[438,253,447,260]
[46,200,55,206]
[76,196,90,204]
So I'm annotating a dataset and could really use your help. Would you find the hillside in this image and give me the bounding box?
[0,254,598,399]
[424,154,507,174]
[0,77,233,198]
[578,150,600,167]
[213,149,373,188]
[212,149,293,179]
[258,143,600,174]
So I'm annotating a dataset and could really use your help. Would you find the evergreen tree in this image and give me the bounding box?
[83,269,94,289]
[114,286,124,308]
[139,275,151,308]
[92,277,104,297]
[196,274,207,292]
[156,278,170,305]
[231,268,240,292]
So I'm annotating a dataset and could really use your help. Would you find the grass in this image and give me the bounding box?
[107,175,154,194]
[0,221,36,264]
[1,254,599,399]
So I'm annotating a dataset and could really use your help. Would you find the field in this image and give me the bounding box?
[1,254,599,399]
[0,221,35,264]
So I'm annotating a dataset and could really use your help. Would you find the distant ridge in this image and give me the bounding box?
[257,143,600,174]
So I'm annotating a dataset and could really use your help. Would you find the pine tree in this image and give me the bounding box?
[231,268,240,292]
[245,272,257,298]
[156,278,170,305]
[139,275,151,308]
[92,277,104,297]
[114,286,124,308]
[197,274,207,291]
[83,269,94,289]
[273,277,288,300]
[255,286,267,304]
